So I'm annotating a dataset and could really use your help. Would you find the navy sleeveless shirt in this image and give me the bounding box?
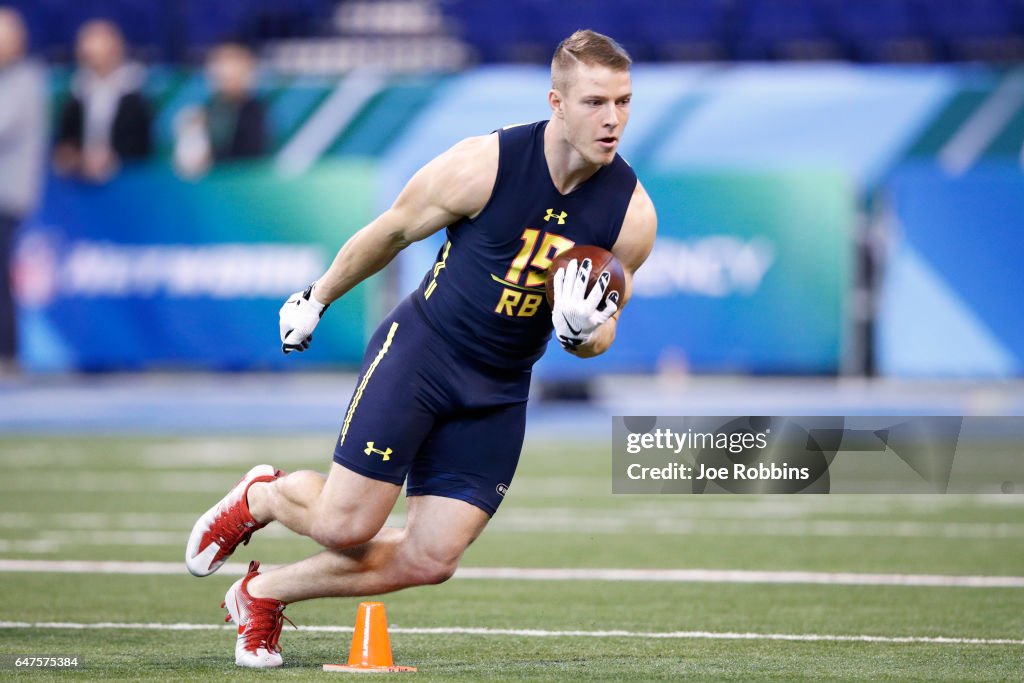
[414,120,637,370]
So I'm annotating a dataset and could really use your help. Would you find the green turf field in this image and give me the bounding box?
[1,435,1022,681]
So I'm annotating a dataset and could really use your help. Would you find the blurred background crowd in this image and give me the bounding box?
[0,0,1021,385]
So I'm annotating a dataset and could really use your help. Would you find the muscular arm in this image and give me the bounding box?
[571,180,658,358]
[310,134,498,305]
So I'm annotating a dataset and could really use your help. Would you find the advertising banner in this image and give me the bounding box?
[15,161,377,371]
[534,170,855,377]
[878,163,1024,377]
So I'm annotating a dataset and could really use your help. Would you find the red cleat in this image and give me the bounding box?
[185,465,281,577]
[222,560,294,668]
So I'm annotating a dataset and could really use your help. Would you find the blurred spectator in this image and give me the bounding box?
[0,6,47,373]
[53,19,152,183]
[174,43,267,178]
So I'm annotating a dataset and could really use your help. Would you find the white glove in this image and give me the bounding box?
[279,283,329,354]
[550,258,619,351]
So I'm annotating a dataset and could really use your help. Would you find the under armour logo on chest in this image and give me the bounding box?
[544,209,567,225]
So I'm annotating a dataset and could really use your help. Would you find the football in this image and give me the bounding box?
[544,245,625,309]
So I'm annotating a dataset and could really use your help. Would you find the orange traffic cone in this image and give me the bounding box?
[323,602,417,673]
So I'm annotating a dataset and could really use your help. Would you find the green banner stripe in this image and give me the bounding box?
[330,76,449,157]
[905,90,991,158]
[269,83,336,149]
[980,97,1024,158]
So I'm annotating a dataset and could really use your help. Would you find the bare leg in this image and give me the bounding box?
[246,470,325,534]
[247,463,401,547]
[246,495,490,603]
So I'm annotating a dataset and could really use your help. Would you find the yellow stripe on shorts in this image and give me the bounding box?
[339,321,399,447]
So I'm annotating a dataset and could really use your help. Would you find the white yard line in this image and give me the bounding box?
[454,567,1024,587]
[6,505,1024,541]
[0,620,1020,646]
[0,512,199,529]
[489,513,1024,539]
[0,540,60,553]
[1,560,1022,588]
[0,472,242,493]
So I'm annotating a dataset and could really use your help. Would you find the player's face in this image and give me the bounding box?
[559,64,632,166]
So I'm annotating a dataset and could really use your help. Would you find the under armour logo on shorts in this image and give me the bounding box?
[364,441,393,461]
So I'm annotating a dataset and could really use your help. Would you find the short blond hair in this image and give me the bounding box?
[551,30,632,94]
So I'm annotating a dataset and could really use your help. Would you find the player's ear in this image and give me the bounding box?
[548,89,564,118]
